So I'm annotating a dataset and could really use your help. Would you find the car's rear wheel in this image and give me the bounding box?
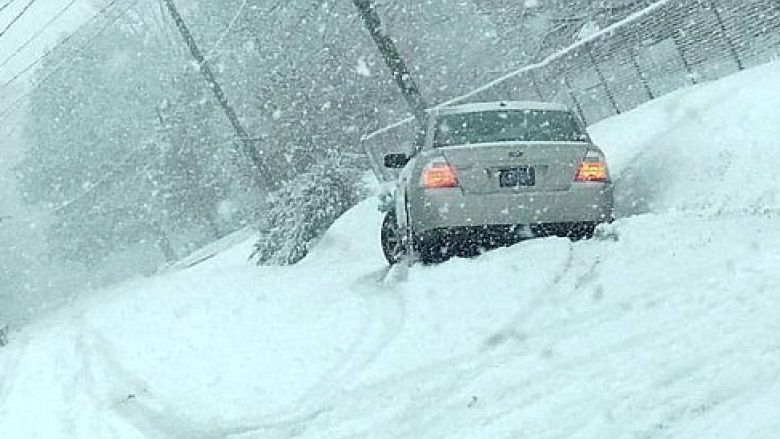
[381,211,406,265]
[530,222,598,241]
[418,243,451,264]
[561,223,597,241]
[414,232,455,265]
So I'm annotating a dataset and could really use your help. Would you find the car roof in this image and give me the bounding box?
[435,101,570,115]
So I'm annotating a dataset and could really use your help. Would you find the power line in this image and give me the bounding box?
[53,0,276,214]
[0,0,155,218]
[19,0,164,216]
[0,0,38,39]
[0,0,16,14]
[0,0,78,72]
[362,0,672,142]
[5,0,266,216]
[0,0,129,120]
[352,0,428,126]
[206,0,248,60]
[0,0,14,12]
[0,0,122,96]
[162,0,272,189]
[53,142,154,213]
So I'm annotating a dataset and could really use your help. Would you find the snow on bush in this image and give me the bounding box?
[251,154,367,265]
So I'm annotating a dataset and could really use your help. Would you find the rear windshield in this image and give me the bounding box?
[433,109,587,147]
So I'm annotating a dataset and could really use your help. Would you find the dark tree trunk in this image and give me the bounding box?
[155,228,178,263]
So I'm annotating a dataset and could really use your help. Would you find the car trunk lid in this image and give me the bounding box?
[440,141,589,193]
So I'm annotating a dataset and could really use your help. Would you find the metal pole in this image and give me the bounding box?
[162,0,273,189]
[530,71,546,101]
[584,43,620,114]
[352,0,428,127]
[709,0,744,71]
[671,29,698,84]
[629,48,655,100]
[563,75,587,125]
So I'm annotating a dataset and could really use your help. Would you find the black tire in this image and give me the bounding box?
[381,211,405,265]
[568,223,597,241]
[415,233,451,265]
[417,241,445,264]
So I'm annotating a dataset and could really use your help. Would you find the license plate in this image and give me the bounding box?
[499,167,535,187]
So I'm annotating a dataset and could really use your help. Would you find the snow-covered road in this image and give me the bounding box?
[2,61,780,438]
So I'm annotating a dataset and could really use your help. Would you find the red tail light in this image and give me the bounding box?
[421,158,458,189]
[575,149,609,182]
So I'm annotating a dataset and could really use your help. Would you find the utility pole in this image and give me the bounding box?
[161,0,274,190]
[352,0,428,127]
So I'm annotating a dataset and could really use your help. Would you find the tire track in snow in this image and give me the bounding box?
[86,327,296,439]
[385,241,596,436]
[224,264,428,438]
[481,240,576,351]
[80,239,604,438]
[358,292,747,439]
[0,321,140,437]
[79,262,407,439]
[81,330,198,439]
[479,323,754,439]
[327,240,607,438]
[395,226,773,438]
[238,266,408,438]
[84,325,326,439]
[281,240,584,438]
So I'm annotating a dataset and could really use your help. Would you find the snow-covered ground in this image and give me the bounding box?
[2,60,780,438]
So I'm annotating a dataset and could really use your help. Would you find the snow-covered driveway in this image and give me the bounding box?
[2,61,780,438]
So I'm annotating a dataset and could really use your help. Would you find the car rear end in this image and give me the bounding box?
[406,103,613,257]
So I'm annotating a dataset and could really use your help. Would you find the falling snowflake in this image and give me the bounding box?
[355,57,371,77]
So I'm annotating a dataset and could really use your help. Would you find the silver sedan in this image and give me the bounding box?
[380,101,614,264]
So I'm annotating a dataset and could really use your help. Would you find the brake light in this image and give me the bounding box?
[574,149,609,182]
[575,162,608,182]
[575,149,609,182]
[421,159,458,189]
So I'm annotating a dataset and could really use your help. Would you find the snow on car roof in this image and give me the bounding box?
[436,101,570,115]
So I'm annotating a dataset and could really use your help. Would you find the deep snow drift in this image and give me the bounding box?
[2,61,780,438]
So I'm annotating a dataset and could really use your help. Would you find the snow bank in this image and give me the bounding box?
[2,61,780,439]
[590,61,780,217]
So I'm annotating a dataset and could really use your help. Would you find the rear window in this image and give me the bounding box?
[433,109,587,147]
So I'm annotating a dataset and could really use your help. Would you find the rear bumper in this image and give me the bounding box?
[409,183,614,234]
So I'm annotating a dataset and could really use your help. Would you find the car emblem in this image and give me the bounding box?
[508,151,524,158]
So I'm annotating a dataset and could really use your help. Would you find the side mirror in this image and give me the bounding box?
[384,153,410,169]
